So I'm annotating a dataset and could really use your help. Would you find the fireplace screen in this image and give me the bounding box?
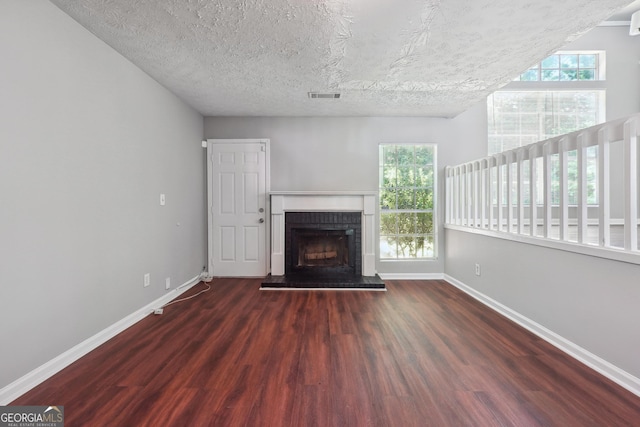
[290,228,355,274]
[297,232,348,267]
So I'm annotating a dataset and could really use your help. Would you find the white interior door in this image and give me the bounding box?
[208,141,268,277]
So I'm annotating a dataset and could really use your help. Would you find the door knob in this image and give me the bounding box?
[259,218,265,223]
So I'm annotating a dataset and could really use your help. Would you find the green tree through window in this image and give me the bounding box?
[379,144,436,259]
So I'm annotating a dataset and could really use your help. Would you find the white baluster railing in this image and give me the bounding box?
[445,113,640,261]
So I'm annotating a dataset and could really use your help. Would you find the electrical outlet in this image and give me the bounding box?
[165,277,171,290]
[160,193,166,206]
[144,273,150,287]
[475,263,481,276]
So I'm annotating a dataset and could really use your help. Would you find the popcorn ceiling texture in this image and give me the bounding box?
[50,0,631,117]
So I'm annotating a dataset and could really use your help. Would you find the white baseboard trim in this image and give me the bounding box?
[260,287,387,291]
[378,273,445,281]
[0,273,204,405]
[443,274,640,398]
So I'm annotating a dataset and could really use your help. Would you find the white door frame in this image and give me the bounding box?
[206,138,271,277]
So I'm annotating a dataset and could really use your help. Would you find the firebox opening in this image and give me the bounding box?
[289,227,356,275]
[284,212,361,277]
[297,232,349,268]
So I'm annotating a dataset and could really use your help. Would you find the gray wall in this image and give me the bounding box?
[204,104,487,275]
[444,26,640,380]
[445,229,640,378]
[0,0,205,389]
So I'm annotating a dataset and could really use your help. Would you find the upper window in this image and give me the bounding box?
[489,51,606,155]
[514,52,603,82]
[379,144,436,259]
[488,90,606,154]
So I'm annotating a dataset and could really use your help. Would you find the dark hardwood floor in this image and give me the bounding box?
[13,279,640,426]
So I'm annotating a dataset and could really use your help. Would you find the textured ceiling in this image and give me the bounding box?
[50,0,634,117]
[607,0,640,20]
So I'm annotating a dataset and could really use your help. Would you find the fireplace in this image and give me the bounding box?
[262,191,384,288]
[286,212,360,276]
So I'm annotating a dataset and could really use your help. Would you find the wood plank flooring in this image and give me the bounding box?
[12,279,640,426]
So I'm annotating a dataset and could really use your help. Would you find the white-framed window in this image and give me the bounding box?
[379,143,436,259]
[488,90,606,153]
[488,51,606,155]
[514,52,604,82]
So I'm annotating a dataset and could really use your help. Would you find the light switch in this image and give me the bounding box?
[160,193,166,206]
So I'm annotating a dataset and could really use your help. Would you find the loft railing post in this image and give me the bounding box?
[598,128,611,247]
[445,168,449,224]
[577,133,589,244]
[466,163,473,227]
[624,118,638,251]
[517,149,526,235]
[543,141,553,238]
[496,154,504,231]
[506,152,514,233]
[473,161,480,227]
[480,159,487,228]
[460,165,467,225]
[461,164,468,226]
[456,166,461,226]
[559,137,569,241]
[458,165,466,225]
[488,157,495,230]
[445,167,451,224]
[529,145,538,237]
[452,167,457,225]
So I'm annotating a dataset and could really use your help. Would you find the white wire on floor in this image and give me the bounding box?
[162,280,212,308]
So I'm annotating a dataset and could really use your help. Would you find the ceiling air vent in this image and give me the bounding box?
[308,92,341,99]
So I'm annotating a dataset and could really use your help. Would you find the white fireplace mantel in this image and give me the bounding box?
[270,191,377,276]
